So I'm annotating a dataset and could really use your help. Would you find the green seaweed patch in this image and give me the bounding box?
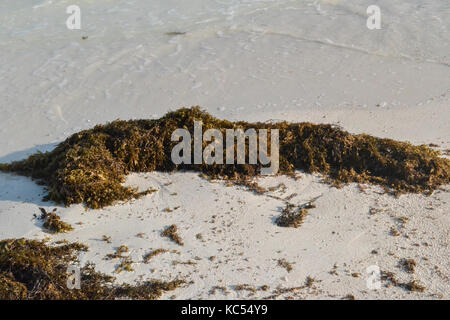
[0,238,184,300]
[0,107,449,209]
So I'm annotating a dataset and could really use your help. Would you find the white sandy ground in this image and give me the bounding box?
[0,0,449,299]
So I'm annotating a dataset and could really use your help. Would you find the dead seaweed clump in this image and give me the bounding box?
[105,245,135,272]
[275,203,309,228]
[161,225,184,246]
[0,107,449,209]
[277,259,294,272]
[381,270,425,293]
[115,257,134,274]
[399,258,417,274]
[143,249,168,263]
[37,208,73,234]
[105,245,129,260]
[0,238,184,300]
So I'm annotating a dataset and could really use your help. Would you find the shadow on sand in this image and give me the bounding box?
[0,143,60,207]
[0,143,57,164]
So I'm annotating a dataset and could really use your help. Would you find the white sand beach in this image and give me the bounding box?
[0,0,449,299]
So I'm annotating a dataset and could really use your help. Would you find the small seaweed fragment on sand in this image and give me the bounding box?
[102,235,112,243]
[0,238,184,300]
[161,225,184,246]
[403,280,425,293]
[195,233,203,241]
[209,286,229,295]
[233,177,267,194]
[277,259,294,272]
[399,258,417,274]
[275,203,309,228]
[369,207,383,215]
[165,31,186,36]
[381,270,425,293]
[143,249,168,263]
[172,260,196,266]
[38,208,73,234]
[105,245,129,260]
[390,227,400,237]
[115,257,134,273]
[234,284,257,293]
[1,107,448,209]
[305,276,317,288]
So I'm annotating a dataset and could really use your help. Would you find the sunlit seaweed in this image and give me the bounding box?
[37,208,73,234]
[161,225,184,246]
[0,238,184,300]
[0,107,448,209]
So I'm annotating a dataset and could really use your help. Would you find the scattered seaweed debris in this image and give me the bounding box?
[209,286,229,295]
[277,259,294,272]
[0,238,185,299]
[275,204,307,228]
[172,260,197,266]
[390,227,400,237]
[262,276,321,299]
[381,271,425,293]
[1,107,448,209]
[37,208,73,234]
[143,249,168,263]
[165,31,186,36]
[106,245,129,260]
[275,203,309,228]
[305,276,317,288]
[403,280,426,293]
[115,257,134,274]
[161,225,184,246]
[234,284,257,293]
[369,207,383,215]
[195,233,204,241]
[399,258,417,274]
[233,177,267,195]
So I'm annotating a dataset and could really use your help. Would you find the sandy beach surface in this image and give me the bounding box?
[0,0,449,299]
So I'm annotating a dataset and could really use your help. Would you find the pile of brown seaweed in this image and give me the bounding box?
[0,107,448,209]
[37,208,73,234]
[0,238,184,300]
